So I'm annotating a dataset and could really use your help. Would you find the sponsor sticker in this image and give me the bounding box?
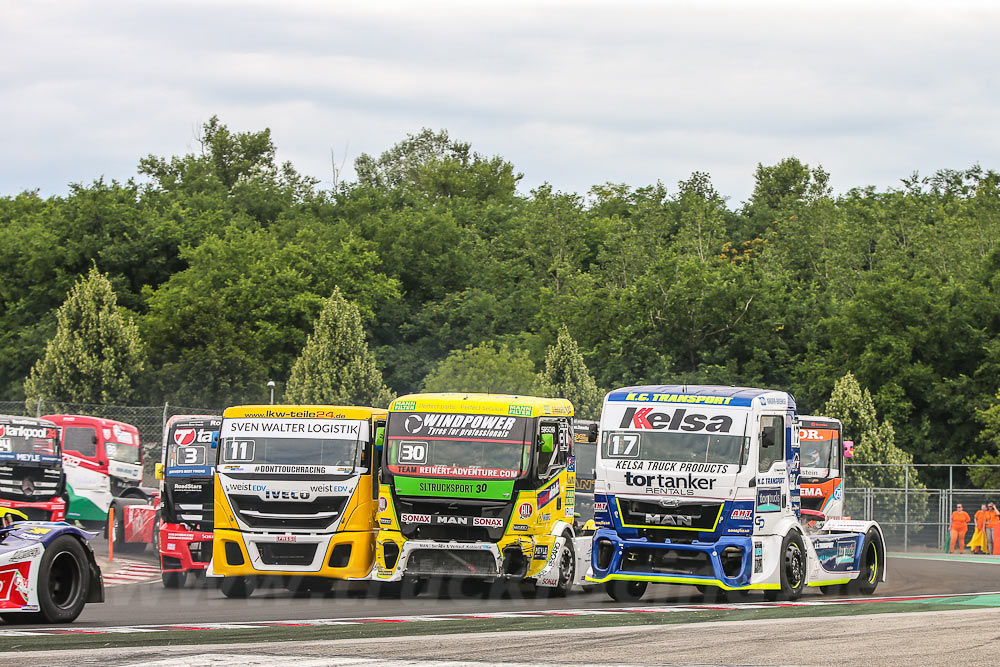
[532,545,549,560]
[753,541,763,573]
[756,488,781,513]
[512,523,529,531]
[378,496,388,512]
[276,535,297,543]
[379,517,392,526]
[518,502,533,519]
[401,513,432,524]
[472,517,504,528]
[731,509,753,521]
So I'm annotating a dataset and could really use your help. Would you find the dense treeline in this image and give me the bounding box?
[3,118,1000,472]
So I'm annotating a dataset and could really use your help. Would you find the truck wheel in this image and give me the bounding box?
[161,570,187,589]
[35,536,91,623]
[111,508,141,554]
[765,531,806,602]
[220,576,255,599]
[605,580,647,602]
[848,529,884,596]
[549,538,576,597]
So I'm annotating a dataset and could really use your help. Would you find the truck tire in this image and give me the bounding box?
[765,531,806,601]
[34,536,91,623]
[161,570,187,589]
[847,529,884,596]
[605,579,647,602]
[220,576,255,599]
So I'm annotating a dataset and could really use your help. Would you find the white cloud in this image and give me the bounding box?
[2,0,999,203]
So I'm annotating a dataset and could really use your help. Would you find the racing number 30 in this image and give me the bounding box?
[398,442,427,463]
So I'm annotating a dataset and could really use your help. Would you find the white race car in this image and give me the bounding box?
[0,507,104,623]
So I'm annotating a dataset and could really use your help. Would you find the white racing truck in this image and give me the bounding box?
[587,385,886,601]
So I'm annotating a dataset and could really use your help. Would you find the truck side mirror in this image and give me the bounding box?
[210,432,219,449]
[375,426,385,450]
[843,440,854,458]
[540,433,554,454]
[154,462,164,480]
[588,423,598,443]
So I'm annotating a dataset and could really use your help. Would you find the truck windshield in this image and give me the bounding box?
[220,436,358,468]
[105,442,141,464]
[800,428,839,472]
[603,430,745,465]
[386,437,526,480]
[0,427,59,457]
[167,440,208,467]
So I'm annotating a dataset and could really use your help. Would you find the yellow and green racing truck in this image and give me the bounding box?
[212,404,386,597]
[374,393,590,595]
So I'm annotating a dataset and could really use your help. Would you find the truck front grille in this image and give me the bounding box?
[619,499,722,531]
[406,548,498,577]
[621,547,714,576]
[256,543,318,566]
[229,494,347,530]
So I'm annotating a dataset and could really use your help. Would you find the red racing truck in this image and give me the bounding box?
[154,415,220,587]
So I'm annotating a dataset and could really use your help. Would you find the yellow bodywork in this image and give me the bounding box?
[212,404,386,580]
[375,393,576,581]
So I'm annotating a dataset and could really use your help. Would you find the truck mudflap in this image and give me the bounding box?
[534,534,594,588]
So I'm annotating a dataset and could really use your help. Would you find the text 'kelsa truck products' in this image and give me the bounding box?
[587,385,886,602]
[0,416,66,522]
[374,393,595,595]
[45,414,145,528]
[212,405,387,598]
[154,415,222,587]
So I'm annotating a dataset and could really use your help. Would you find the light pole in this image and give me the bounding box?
[267,380,276,405]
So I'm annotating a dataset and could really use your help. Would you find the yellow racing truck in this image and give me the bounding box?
[212,405,387,598]
[374,393,589,595]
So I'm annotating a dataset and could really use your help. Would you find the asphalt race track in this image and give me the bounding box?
[49,541,1000,628]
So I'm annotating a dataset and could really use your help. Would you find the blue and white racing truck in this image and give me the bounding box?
[0,507,104,623]
[587,385,886,601]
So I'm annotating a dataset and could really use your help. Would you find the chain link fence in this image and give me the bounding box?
[0,399,222,484]
[846,463,1000,553]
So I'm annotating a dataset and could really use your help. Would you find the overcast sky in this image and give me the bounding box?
[3,0,998,205]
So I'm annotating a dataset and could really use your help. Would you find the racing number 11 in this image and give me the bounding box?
[227,439,254,462]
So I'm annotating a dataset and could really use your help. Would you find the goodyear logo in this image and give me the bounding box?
[394,400,417,411]
[508,405,532,416]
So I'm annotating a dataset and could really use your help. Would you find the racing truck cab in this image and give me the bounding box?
[155,415,221,587]
[0,416,66,522]
[374,393,587,595]
[45,415,143,527]
[798,415,845,520]
[212,405,387,598]
[588,385,886,602]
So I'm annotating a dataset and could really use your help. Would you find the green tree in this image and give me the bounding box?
[284,288,394,407]
[536,326,602,418]
[823,372,915,488]
[422,341,538,395]
[968,388,1000,488]
[23,267,144,404]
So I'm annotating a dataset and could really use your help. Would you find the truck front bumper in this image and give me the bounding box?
[586,528,757,590]
[159,524,214,573]
[0,497,65,522]
[213,528,375,580]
